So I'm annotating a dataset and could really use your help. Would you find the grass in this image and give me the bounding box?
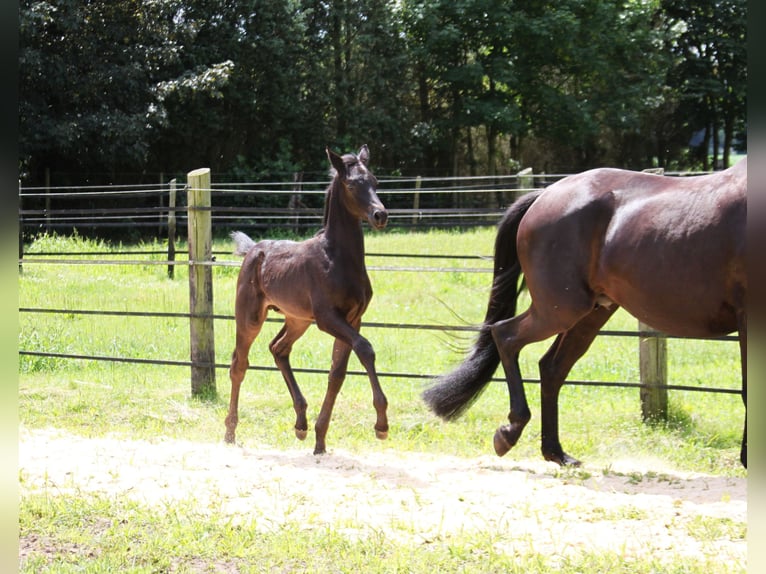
[17,229,746,572]
[19,492,743,574]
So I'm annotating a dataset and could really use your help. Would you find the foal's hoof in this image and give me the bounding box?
[544,451,582,467]
[493,424,521,457]
[295,428,308,441]
[224,431,236,445]
[375,429,388,441]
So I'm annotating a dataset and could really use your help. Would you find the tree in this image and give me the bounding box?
[661,0,746,169]
[19,0,745,188]
[507,0,676,170]
[19,0,203,184]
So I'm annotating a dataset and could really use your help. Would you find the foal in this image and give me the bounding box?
[225,145,389,454]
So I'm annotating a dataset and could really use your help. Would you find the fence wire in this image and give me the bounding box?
[18,171,739,398]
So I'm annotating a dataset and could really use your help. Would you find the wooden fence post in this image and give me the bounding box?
[412,175,421,225]
[187,168,216,397]
[45,167,51,234]
[639,166,667,421]
[167,178,177,279]
[516,167,534,204]
[639,322,668,421]
[289,171,303,235]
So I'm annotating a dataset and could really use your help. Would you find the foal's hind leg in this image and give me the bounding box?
[537,306,616,466]
[269,318,312,440]
[313,338,353,455]
[225,303,267,444]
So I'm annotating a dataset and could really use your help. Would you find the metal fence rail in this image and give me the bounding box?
[19,170,740,413]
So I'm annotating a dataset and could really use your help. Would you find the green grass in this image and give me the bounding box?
[18,229,746,572]
[19,492,742,574]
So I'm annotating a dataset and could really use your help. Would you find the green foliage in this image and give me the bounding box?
[18,0,746,186]
[661,0,747,170]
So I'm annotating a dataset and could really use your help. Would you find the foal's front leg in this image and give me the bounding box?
[314,338,353,454]
[316,314,389,450]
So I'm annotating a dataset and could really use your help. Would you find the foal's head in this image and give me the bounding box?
[326,144,388,230]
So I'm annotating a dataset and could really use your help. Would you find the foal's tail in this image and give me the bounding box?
[231,231,256,257]
[422,190,543,420]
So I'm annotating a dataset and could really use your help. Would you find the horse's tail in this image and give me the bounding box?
[422,190,543,420]
[231,231,256,257]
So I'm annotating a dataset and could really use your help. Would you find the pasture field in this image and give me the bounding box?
[18,229,746,572]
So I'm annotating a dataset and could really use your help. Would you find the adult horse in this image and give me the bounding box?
[423,158,747,467]
[225,145,389,454]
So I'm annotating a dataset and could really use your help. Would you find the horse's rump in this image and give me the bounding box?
[518,163,746,338]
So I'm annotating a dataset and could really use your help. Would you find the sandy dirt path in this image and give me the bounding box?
[19,426,746,566]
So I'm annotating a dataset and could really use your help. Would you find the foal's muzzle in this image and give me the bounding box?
[370,208,388,230]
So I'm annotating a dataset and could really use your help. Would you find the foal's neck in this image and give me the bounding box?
[322,179,366,261]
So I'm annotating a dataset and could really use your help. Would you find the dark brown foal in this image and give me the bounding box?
[225,145,389,454]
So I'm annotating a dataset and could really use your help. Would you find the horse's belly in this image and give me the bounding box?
[597,225,743,338]
[610,288,738,338]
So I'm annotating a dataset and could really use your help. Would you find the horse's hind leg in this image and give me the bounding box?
[269,318,312,440]
[538,306,616,466]
[313,338,353,455]
[738,311,746,468]
[490,308,561,457]
[490,297,597,458]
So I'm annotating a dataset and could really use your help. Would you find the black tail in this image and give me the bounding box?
[422,190,543,420]
[231,231,256,257]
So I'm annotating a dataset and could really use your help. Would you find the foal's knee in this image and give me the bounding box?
[269,340,291,363]
[352,337,376,366]
[229,351,249,381]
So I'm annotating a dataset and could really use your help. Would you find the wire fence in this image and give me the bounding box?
[18,170,740,400]
[17,304,739,395]
[18,169,713,237]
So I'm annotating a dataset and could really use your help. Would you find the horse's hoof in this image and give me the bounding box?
[493,427,512,457]
[295,428,308,441]
[224,432,236,444]
[313,446,326,455]
[375,429,388,441]
[493,424,524,457]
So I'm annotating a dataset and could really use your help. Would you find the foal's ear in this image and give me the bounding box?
[326,147,346,177]
[358,144,370,166]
